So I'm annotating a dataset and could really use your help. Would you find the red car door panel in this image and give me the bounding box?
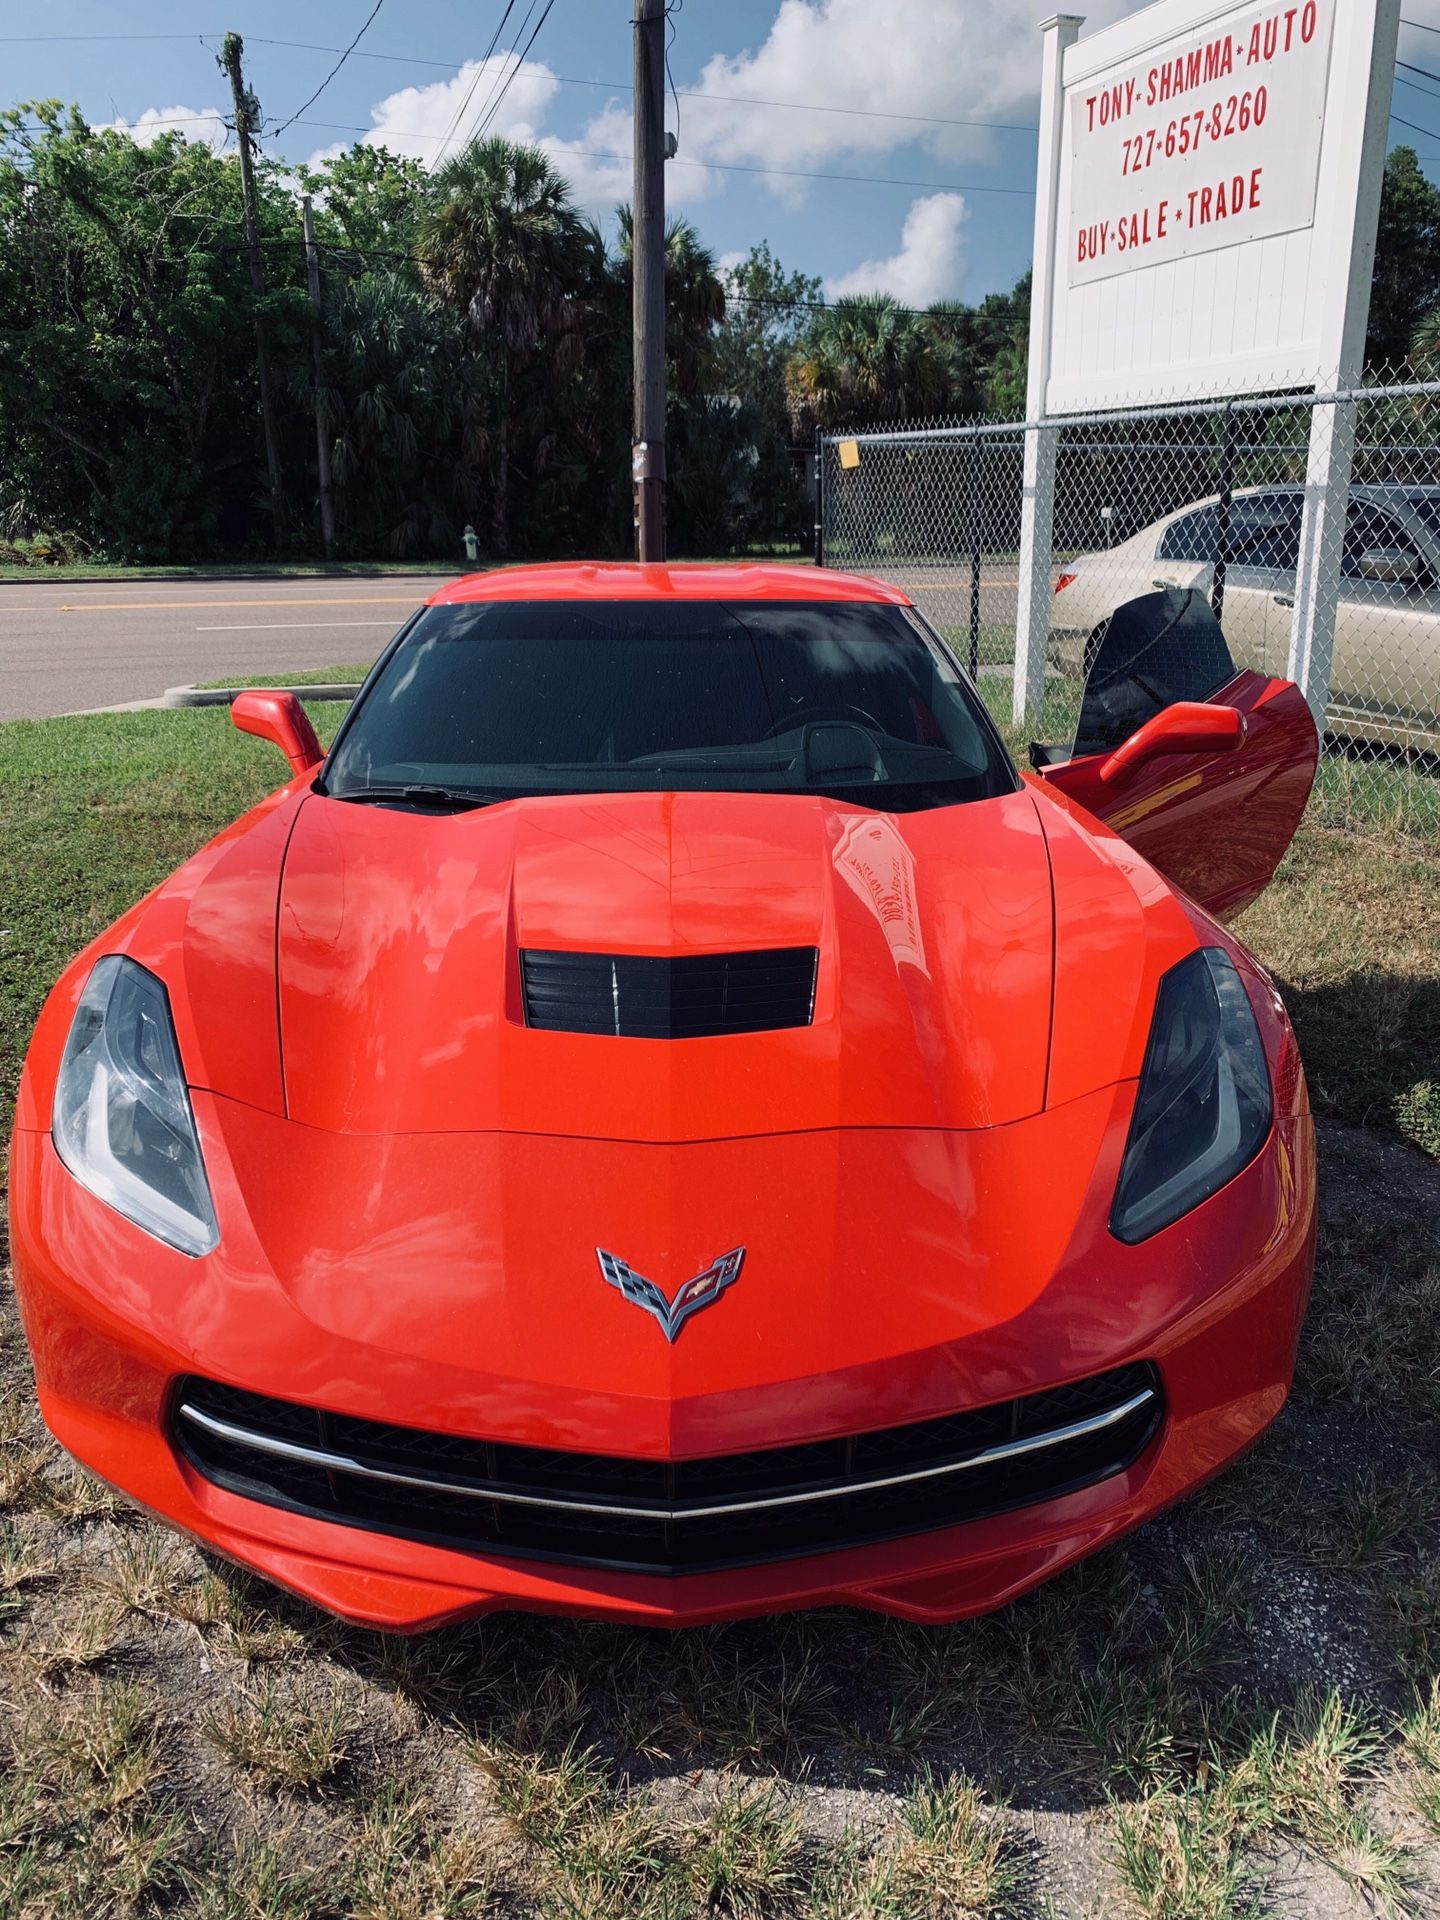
[1035,669,1317,919]
[1030,588,1318,920]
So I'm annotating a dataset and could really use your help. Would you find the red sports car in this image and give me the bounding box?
[9,565,1319,1631]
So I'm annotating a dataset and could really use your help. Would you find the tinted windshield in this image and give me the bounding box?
[323,599,1016,812]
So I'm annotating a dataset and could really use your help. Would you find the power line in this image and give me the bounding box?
[3,105,1038,191]
[1402,16,1440,36]
[305,235,1020,316]
[433,2,517,164]
[474,0,559,146]
[0,26,1034,137]
[0,31,222,41]
[1396,66,1440,104]
[294,119,1036,191]
[9,213,1003,321]
[4,110,227,137]
[244,37,1041,135]
[1391,107,1440,139]
[458,0,541,150]
[270,0,388,138]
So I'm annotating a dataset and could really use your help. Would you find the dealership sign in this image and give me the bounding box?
[1013,1,1399,729]
[1030,0,1397,412]
[1068,1,1333,287]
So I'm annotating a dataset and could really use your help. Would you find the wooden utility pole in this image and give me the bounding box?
[301,195,337,559]
[631,0,666,561]
[220,32,286,550]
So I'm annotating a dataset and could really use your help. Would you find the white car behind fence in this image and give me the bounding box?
[1050,484,1440,752]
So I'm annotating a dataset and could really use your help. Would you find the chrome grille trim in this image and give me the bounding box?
[176,1387,1156,1523]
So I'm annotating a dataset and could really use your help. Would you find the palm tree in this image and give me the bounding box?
[614,209,726,396]
[983,324,1029,416]
[315,274,484,558]
[786,295,948,432]
[417,137,602,553]
[1411,308,1440,371]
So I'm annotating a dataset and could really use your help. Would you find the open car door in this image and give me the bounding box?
[1032,588,1318,921]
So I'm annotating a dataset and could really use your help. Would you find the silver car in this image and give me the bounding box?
[1050,484,1440,751]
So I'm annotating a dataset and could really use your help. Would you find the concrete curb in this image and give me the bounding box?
[162,682,363,708]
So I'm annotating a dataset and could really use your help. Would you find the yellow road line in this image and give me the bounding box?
[59,595,421,613]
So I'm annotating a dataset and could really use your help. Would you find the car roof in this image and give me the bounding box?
[428,562,911,608]
[1162,482,1440,519]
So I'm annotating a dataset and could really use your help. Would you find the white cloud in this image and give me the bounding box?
[310,59,722,217]
[100,104,228,151]
[683,0,1134,175]
[537,98,641,215]
[306,1,1140,219]
[828,192,970,304]
[349,55,561,164]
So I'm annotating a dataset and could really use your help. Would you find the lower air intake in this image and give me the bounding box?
[172,1363,1163,1577]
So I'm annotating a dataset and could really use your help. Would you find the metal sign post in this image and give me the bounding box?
[1015,15,1083,727]
[1285,1,1400,721]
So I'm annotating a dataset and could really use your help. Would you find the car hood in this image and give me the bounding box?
[273,786,1057,1138]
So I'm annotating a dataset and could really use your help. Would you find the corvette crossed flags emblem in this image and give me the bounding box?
[597,1246,745,1343]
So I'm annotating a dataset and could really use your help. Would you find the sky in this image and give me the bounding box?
[6,0,1440,307]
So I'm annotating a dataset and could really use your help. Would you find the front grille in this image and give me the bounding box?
[172,1364,1163,1577]
[519,946,818,1039]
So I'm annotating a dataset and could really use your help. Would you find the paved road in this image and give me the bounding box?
[0,575,455,722]
[0,567,1026,724]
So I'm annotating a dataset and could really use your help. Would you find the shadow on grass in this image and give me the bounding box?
[156,1134,1440,1876]
[1275,971,1440,1154]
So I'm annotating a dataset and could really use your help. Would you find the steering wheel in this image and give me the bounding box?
[761,703,883,740]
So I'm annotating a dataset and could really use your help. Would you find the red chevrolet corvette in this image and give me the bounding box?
[10,564,1319,1631]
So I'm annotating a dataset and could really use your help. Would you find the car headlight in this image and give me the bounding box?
[1111,948,1272,1245]
[52,956,219,1257]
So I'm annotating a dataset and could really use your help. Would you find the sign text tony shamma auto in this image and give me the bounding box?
[1066,0,1335,287]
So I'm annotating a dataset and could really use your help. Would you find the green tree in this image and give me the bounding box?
[297,143,431,260]
[786,294,951,431]
[613,208,727,396]
[417,136,603,555]
[1367,146,1440,370]
[711,242,822,548]
[0,103,309,558]
[304,272,482,558]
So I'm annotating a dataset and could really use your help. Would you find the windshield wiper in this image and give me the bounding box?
[331,783,506,813]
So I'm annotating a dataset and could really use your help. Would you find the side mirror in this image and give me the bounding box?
[1098,701,1246,785]
[230,690,324,779]
[1357,546,1420,585]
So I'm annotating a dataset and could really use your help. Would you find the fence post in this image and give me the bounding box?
[968,438,982,679]
[1285,0,1398,725]
[1287,396,1357,725]
[1015,426,1058,722]
[1211,400,1238,625]
[813,428,825,569]
[1013,11,1082,727]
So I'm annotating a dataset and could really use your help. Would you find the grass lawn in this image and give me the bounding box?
[194,663,373,691]
[2,704,1438,1918]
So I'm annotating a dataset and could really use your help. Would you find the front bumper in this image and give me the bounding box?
[8,1072,1315,1631]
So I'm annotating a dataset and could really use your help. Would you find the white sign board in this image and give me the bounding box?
[1067,1,1332,288]
[1036,0,1396,412]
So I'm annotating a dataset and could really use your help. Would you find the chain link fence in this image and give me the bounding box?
[817,369,1440,838]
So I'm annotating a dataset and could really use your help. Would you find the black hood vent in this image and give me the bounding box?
[520,946,818,1039]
